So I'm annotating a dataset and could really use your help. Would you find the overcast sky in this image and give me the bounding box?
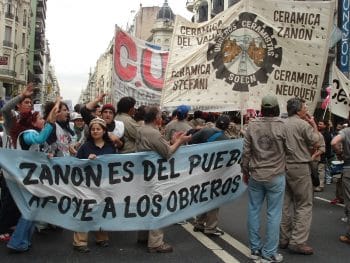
[45,0,192,105]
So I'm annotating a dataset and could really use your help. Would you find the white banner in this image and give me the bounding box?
[331,64,350,119]
[161,0,334,113]
[0,140,245,232]
[112,26,168,107]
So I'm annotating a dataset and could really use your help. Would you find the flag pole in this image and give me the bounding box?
[322,103,329,120]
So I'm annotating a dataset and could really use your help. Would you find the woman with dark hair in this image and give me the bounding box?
[133,105,147,125]
[44,101,76,157]
[73,117,116,253]
[6,101,58,253]
[0,84,33,242]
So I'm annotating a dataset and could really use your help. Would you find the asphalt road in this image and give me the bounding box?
[1,181,350,263]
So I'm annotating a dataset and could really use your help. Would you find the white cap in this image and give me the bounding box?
[71,112,83,121]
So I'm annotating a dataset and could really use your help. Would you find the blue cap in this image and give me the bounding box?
[176,105,190,120]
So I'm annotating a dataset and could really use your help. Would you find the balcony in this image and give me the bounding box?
[3,40,13,48]
[34,73,43,84]
[34,49,44,58]
[38,0,47,10]
[34,51,44,64]
[5,12,14,19]
[37,7,46,19]
[186,0,194,12]
[0,69,16,77]
[33,60,43,74]
[35,19,45,33]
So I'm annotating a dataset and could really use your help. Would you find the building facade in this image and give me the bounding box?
[0,0,32,101]
[0,0,54,106]
[187,0,240,22]
[79,0,175,104]
[150,0,175,50]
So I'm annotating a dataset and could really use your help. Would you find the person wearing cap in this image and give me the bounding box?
[80,94,124,149]
[164,105,192,143]
[71,112,85,142]
[135,106,191,253]
[241,95,288,262]
[115,96,140,153]
[279,97,319,256]
[189,114,231,236]
[72,117,117,253]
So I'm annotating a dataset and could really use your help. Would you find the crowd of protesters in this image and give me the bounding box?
[0,84,350,262]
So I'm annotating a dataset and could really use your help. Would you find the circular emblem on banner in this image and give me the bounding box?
[207,12,282,92]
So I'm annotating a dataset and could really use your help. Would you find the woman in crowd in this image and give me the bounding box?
[73,117,117,253]
[0,84,33,242]
[44,101,77,157]
[6,100,59,253]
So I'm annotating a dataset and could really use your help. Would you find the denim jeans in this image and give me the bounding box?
[247,174,285,258]
[7,216,35,251]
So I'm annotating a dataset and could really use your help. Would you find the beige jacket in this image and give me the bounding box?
[241,117,288,181]
[115,113,141,153]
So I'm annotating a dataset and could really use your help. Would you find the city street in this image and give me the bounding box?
[1,181,349,262]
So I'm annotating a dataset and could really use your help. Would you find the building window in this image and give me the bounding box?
[198,3,208,23]
[228,0,240,7]
[20,58,24,74]
[23,10,27,26]
[22,33,26,48]
[212,0,224,15]
[5,26,12,41]
[5,1,12,13]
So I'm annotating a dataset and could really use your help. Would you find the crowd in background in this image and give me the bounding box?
[0,84,350,262]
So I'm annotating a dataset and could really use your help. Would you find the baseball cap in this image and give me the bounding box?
[176,105,190,120]
[71,112,83,121]
[261,95,279,108]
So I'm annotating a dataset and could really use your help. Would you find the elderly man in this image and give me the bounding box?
[242,95,287,263]
[136,106,191,253]
[279,98,319,255]
[164,105,192,143]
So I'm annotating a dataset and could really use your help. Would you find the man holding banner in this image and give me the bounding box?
[136,106,191,253]
[190,115,231,236]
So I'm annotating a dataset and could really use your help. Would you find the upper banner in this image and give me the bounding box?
[112,26,168,107]
[161,0,334,113]
[331,64,350,119]
[0,140,245,232]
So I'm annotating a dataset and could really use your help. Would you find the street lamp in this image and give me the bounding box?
[12,49,42,96]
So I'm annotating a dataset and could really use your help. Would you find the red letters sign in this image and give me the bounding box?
[114,30,168,92]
